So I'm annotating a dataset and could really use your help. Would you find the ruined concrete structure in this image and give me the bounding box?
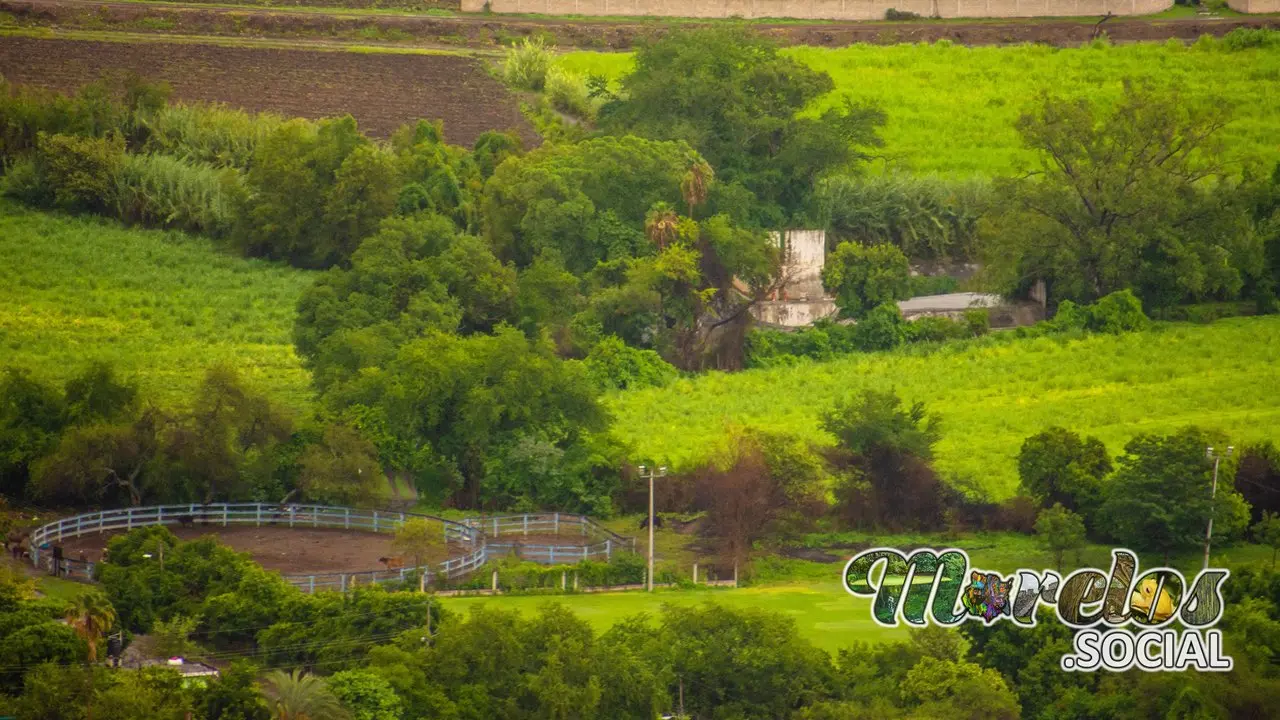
[748,230,1044,329]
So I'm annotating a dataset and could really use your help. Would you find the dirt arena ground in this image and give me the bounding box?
[55,525,454,574]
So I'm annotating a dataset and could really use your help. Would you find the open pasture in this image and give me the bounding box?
[609,317,1280,499]
[0,201,314,409]
[559,36,1280,175]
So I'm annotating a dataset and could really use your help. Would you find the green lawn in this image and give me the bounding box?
[0,201,315,410]
[441,580,905,652]
[558,37,1280,176]
[608,317,1280,499]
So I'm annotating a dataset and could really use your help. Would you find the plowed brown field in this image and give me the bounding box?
[0,36,539,145]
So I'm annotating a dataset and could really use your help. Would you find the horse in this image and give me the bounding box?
[378,556,405,570]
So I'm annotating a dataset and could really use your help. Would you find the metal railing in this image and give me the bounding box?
[27,505,634,593]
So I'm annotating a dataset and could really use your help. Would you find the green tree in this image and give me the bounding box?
[1034,503,1087,572]
[598,26,884,222]
[262,670,350,720]
[64,591,117,662]
[900,656,1021,720]
[328,670,403,720]
[296,424,387,507]
[390,518,439,572]
[821,242,911,320]
[1017,427,1112,518]
[1253,511,1280,569]
[31,410,165,506]
[1098,427,1251,563]
[197,661,272,720]
[151,613,201,659]
[62,361,139,426]
[0,368,66,499]
[982,81,1255,309]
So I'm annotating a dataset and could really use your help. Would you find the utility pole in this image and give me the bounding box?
[1204,446,1234,571]
[639,465,667,592]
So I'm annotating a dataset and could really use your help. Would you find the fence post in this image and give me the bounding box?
[554,512,559,535]
[549,546,555,564]
[419,571,426,593]
[491,570,498,592]
[493,517,499,537]
[583,546,588,561]
[733,563,738,588]
[574,573,579,591]
[310,576,315,594]
[341,574,347,593]
[345,508,350,530]
[606,539,612,561]
[127,507,133,530]
[256,505,262,527]
[561,571,566,591]
[693,563,698,584]
[223,505,228,527]
[373,511,379,533]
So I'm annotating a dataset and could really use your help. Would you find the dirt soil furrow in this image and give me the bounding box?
[0,34,538,145]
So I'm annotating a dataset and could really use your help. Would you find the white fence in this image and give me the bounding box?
[28,505,634,593]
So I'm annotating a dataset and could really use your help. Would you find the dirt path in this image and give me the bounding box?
[55,525,454,574]
[3,0,1277,50]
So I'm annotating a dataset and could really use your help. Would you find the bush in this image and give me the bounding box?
[34,132,126,214]
[142,103,284,169]
[503,37,553,91]
[885,7,922,19]
[1222,28,1278,51]
[583,336,677,391]
[905,315,968,343]
[852,303,908,351]
[1087,289,1149,334]
[963,308,990,337]
[0,155,51,206]
[544,67,593,119]
[116,153,242,235]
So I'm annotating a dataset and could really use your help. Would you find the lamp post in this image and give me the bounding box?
[1204,446,1234,571]
[639,465,667,592]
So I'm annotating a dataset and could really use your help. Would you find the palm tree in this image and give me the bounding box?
[262,669,350,720]
[680,158,714,218]
[645,202,680,249]
[64,591,116,663]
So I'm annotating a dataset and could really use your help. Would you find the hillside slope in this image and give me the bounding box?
[0,201,314,409]
[560,39,1280,175]
[609,317,1280,498]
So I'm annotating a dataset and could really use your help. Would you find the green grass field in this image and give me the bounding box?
[441,580,903,652]
[558,37,1280,176]
[608,317,1280,498]
[0,201,315,409]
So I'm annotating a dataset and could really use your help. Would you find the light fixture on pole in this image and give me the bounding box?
[639,464,668,592]
[1204,445,1234,571]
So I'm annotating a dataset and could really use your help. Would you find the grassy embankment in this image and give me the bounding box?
[0,200,314,410]
[559,37,1280,175]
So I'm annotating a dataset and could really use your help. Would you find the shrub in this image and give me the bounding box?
[822,241,912,319]
[503,37,553,91]
[583,335,677,391]
[116,153,242,236]
[0,155,51,206]
[1222,28,1278,51]
[905,315,968,343]
[963,308,990,336]
[35,132,125,214]
[1087,289,1149,334]
[142,103,284,169]
[852,303,908,351]
[544,67,593,119]
[885,7,921,19]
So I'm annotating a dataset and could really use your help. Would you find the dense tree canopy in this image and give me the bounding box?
[598,27,885,224]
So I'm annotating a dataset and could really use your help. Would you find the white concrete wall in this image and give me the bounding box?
[462,0,1177,20]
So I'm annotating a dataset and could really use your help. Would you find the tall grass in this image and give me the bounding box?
[503,37,554,91]
[116,153,242,236]
[609,317,1280,498]
[558,36,1280,176]
[142,103,285,169]
[0,200,314,410]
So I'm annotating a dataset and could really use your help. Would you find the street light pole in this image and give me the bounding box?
[1204,446,1234,571]
[639,465,667,592]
